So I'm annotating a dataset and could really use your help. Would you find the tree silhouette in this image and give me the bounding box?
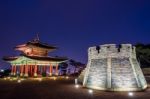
[135,43,150,68]
[59,62,68,75]
[69,59,85,73]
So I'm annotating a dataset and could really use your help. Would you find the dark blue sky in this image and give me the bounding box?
[0,0,150,68]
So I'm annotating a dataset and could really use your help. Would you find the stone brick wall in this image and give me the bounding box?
[81,44,147,91]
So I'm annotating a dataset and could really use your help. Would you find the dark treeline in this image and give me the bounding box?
[135,43,150,68]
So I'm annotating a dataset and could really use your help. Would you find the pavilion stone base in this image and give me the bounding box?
[80,44,147,91]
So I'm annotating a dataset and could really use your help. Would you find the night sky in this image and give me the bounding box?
[0,0,150,69]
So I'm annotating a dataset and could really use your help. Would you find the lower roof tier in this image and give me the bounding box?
[3,55,67,65]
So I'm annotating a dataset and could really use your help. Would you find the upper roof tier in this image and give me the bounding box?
[15,37,58,56]
[15,40,57,50]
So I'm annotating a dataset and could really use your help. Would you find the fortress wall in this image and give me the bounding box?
[81,44,147,91]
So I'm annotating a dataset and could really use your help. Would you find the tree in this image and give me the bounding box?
[135,43,150,68]
[59,62,68,75]
[69,59,85,74]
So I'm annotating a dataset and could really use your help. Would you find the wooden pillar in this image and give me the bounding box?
[13,65,16,76]
[20,65,24,76]
[28,65,30,74]
[18,66,20,75]
[11,65,14,75]
[34,65,37,77]
[30,65,33,76]
[49,65,52,76]
[24,65,28,77]
[55,64,58,76]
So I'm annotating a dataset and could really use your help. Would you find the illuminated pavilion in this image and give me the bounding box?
[3,36,67,77]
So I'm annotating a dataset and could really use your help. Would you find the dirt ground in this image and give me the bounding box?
[0,76,150,99]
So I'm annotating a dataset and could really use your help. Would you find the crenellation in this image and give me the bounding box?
[88,44,137,59]
[120,44,132,53]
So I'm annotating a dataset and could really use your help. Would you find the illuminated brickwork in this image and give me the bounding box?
[80,44,147,91]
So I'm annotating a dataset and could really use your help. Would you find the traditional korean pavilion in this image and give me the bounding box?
[3,36,67,77]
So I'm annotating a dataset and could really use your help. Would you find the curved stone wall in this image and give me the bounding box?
[80,44,147,91]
